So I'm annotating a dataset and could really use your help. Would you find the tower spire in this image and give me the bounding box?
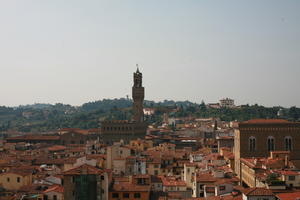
[136,64,140,73]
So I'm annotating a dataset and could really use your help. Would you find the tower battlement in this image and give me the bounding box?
[100,66,147,145]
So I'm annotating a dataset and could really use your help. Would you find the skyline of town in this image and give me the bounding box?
[0,1,300,200]
[0,67,299,200]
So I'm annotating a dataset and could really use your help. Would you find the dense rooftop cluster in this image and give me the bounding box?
[0,117,299,200]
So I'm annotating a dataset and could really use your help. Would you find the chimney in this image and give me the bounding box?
[285,155,289,168]
[254,158,257,165]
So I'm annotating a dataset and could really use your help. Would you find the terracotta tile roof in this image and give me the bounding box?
[240,158,262,168]
[241,119,289,124]
[196,173,217,182]
[217,136,234,140]
[213,177,239,185]
[222,151,234,160]
[204,153,224,161]
[63,164,103,175]
[68,147,85,153]
[276,191,300,200]
[6,135,60,141]
[43,185,64,194]
[35,157,78,165]
[59,128,100,135]
[244,187,274,196]
[160,176,186,187]
[134,174,150,179]
[0,170,32,177]
[48,145,67,152]
[279,170,299,176]
[186,195,243,200]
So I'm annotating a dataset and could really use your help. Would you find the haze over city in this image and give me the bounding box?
[0,1,299,107]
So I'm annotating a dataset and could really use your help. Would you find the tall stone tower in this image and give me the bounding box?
[100,66,147,144]
[132,67,144,122]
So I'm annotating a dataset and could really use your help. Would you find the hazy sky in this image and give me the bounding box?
[0,1,299,107]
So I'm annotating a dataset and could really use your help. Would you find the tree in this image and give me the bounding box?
[199,100,207,112]
[289,106,300,121]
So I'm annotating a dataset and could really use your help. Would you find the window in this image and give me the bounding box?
[82,175,88,182]
[44,195,48,200]
[123,193,130,198]
[249,136,256,152]
[285,136,292,151]
[219,185,226,191]
[6,177,10,182]
[101,175,104,180]
[154,170,158,175]
[17,177,20,183]
[289,176,295,181]
[53,195,57,200]
[267,136,275,151]
[134,193,141,198]
[112,193,119,198]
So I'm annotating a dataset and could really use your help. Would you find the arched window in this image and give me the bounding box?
[267,136,275,151]
[285,136,292,151]
[249,136,256,152]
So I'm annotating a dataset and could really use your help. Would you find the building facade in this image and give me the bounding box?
[219,98,235,108]
[63,164,109,200]
[234,119,300,182]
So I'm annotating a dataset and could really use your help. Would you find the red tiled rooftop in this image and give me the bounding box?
[48,145,67,152]
[196,173,217,182]
[160,176,186,187]
[241,119,289,124]
[6,135,60,141]
[63,164,103,175]
[276,191,300,200]
[43,185,64,194]
[244,187,274,196]
[280,170,299,176]
[1,170,32,177]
